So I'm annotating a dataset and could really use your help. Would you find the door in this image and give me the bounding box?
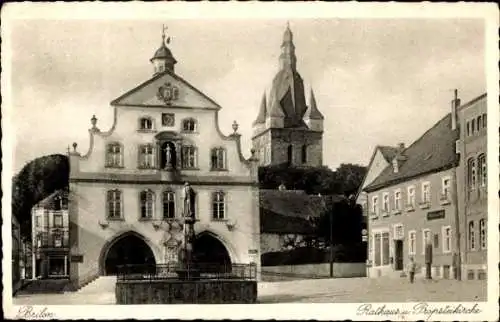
[394,240,403,270]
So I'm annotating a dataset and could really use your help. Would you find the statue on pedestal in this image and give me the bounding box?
[179,182,198,277]
[164,144,173,169]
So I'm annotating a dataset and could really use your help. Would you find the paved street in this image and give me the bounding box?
[12,276,486,305]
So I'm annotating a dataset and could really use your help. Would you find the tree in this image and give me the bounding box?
[316,197,363,246]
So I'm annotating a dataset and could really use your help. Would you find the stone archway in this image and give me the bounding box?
[100,231,156,275]
[192,232,232,273]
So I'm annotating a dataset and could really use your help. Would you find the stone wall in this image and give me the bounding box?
[261,262,366,279]
[116,279,257,304]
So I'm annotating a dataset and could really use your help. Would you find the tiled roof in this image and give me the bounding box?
[364,113,459,192]
[259,189,344,234]
[378,146,400,163]
[35,189,69,210]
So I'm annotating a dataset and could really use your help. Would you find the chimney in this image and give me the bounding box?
[398,142,405,151]
[451,89,461,130]
[392,158,399,173]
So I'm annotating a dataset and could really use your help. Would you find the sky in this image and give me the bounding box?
[8,18,485,174]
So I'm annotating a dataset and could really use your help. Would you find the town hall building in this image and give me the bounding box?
[67,29,261,289]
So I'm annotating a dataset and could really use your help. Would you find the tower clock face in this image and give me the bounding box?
[162,113,175,126]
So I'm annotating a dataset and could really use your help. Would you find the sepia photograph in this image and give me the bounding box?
[2,2,498,320]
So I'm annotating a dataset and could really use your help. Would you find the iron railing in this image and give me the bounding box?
[116,263,257,281]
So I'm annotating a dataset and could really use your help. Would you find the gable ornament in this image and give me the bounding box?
[157,82,180,105]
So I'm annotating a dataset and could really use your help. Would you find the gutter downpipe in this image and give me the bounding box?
[452,166,462,281]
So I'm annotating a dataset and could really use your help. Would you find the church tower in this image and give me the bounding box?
[252,24,324,167]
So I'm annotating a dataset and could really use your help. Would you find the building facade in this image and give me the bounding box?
[456,93,487,280]
[67,30,260,289]
[252,24,324,167]
[31,190,70,279]
[364,94,461,279]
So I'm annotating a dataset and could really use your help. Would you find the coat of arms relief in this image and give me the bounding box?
[157,82,180,105]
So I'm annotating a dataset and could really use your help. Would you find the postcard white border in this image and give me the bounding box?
[2,2,499,321]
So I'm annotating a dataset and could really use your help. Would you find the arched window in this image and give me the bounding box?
[478,154,486,187]
[287,145,293,166]
[138,144,155,169]
[466,122,470,136]
[163,191,175,219]
[479,219,486,250]
[182,118,197,132]
[471,119,475,133]
[301,145,307,164]
[181,145,197,169]
[467,158,476,191]
[106,143,123,167]
[211,147,226,170]
[139,117,153,131]
[140,190,155,219]
[482,113,487,128]
[468,221,475,250]
[477,116,481,131]
[212,191,225,220]
[107,190,122,219]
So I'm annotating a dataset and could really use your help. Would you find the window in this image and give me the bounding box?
[106,143,123,167]
[371,196,379,215]
[394,190,401,211]
[442,226,452,253]
[53,213,63,228]
[44,211,49,228]
[53,230,63,248]
[163,191,175,219]
[182,118,197,132]
[471,119,475,133]
[211,147,226,170]
[478,154,486,187]
[107,190,122,219]
[140,190,155,219]
[139,144,155,168]
[407,186,415,207]
[139,117,153,130]
[479,219,486,250]
[287,145,293,166]
[301,145,307,164]
[372,231,390,267]
[382,232,389,265]
[394,224,404,240]
[433,233,439,248]
[468,221,476,251]
[466,122,470,136]
[442,177,451,199]
[212,191,225,220]
[35,216,41,227]
[181,146,197,168]
[382,193,389,213]
[422,229,431,254]
[467,158,476,190]
[409,230,417,255]
[482,113,487,128]
[421,182,430,203]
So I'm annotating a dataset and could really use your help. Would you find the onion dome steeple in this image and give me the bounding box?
[150,25,177,75]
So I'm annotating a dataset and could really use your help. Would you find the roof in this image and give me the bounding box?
[364,113,459,192]
[378,146,400,163]
[259,189,344,234]
[304,89,324,120]
[35,189,69,210]
[151,42,177,63]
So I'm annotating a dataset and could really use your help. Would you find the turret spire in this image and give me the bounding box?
[151,24,177,75]
[279,22,296,70]
[253,92,268,125]
[304,88,324,120]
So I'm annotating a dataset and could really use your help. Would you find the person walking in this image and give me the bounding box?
[407,257,416,283]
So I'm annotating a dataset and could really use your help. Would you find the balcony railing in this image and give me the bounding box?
[418,201,431,209]
[405,203,415,212]
[116,263,257,281]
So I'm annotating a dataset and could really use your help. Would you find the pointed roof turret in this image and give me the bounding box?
[253,92,268,125]
[279,22,297,70]
[304,88,324,120]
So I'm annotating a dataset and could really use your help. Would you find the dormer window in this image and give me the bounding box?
[392,159,399,173]
[106,142,123,168]
[139,117,153,131]
[182,118,197,132]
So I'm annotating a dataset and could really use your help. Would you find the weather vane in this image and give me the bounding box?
[162,24,171,45]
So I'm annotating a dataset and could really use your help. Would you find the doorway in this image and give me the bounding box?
[192,233,232,273]
[103,233,156,275]
[394,240,404,271]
